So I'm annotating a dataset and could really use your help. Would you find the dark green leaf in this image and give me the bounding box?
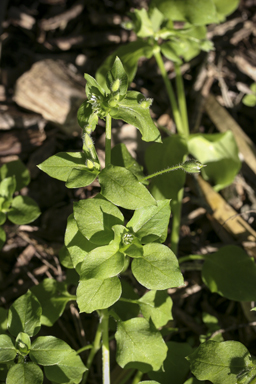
[202,245,256,301]
[73,195,124,245]
[31,279,76,327]
[84,73,106,99]
[6,363,43,384]
[7,290,41,337]
[115,318,167,372]
[149,342,193,384]
[0,308,8,334]
[132,243,183,290]
[112,280,140,321]
[0,226,6,250]
[99,165,156,210]
[8,196,40,225]
[110,91,161,143]
[0,211,6,225]
[0,160,30,191]
[139,290,173,328]
[0,177,16,200]
[0,335,16,363]
[77,277,122,313]
[77,101,98,131]
[58,246,74,269]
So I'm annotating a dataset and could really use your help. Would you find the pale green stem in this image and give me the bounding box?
[178,254,205,264]
[101,309,110,384]
[139,164,183,183]
[81,322,102,384]
[154,51,184,136]
[174,63,189,138]
[170,188,184,255]
[105,114,112,166]
[131,370,143,384]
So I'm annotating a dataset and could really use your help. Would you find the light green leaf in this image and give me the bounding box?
[115,317,167,372]
[0,335,16,363]
[64,214,96,269]
[139,290,173,328]
[213,0,240,21]
[0,177,16,200]
[73,195,124,245]
[44,352,87,384]
[152,0,218,25]
[77,277,121,313]
[7,196,40,225]
[0,226,6,250]
[6,363,43,384]
[131,8,154,37]
[31,279,75,327]
[188,132,241,191]
[84,73,106,99]
[112,143,147,183]
[0,308,8,334]
[15,332,31,356]
[58,246,74,269]
[243,94,256,107]
[30,336,74,366]
[145,135,188,200]
[106,57,128,98]
[38,152,88,182]
[96,40,154,89]
[127,199,171,243]
[202,245,256,301]
[160,42,182,64]
[65,167,98,188]
[110,91,161,143]
[149,342,193,384]
[0,160,30,192]
[186,340,252,384]
[79,244,125,280]
[7,290,41,337]
[132,243,183,290]
[99,165,156,210]
[183,378,204,384]
[0,210,6,225]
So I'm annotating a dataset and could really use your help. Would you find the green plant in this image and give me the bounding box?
[0,160,41,250]
[242,83,256,107]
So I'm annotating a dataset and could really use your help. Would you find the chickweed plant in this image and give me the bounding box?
[1,1,256,384]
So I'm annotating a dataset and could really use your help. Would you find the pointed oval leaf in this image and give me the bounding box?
[73,195,124,245]
[77,277,122,313]
[115,317,167,372]
[139,290,173,328]
[30,336,73,366]
[99,165,156,210]
[6,363,43,384]
[106,57,128,98]
[0,177,16,200]
[0,160,30,191]
[186,340,252,384]
[65,167,98,188]
[0,335,16,363]
[7,290,41,337]
[202,245,256,301]
[7,196,40,225]
[149,341,193,384]
[132,243,183,290]
[110,91,161,143]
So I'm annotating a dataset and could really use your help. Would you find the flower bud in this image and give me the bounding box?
[111,79,121,93]
[122,232,134,245]
[181,160,206,174]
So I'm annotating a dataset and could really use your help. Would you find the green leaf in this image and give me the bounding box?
[188,132,241,191]
[127,199,171,243]
[183,378,203,384]
[77,277,122,313]
[186,340,252,384]
[132,243,183,290]
[160,42,182,64]
[15,332,31,356]
[77,101,98,131]
[0,308,8,334]
[243,94,256,107]
[139,290,173,328]
[149,342,193,384]
[7,196,40,225]
[0,226,6,250]
[58,246,74,269]
[0,160,30,192]
[145,135,188,200]
[65,167,98,188]
[213,0,240,21]
[0,177,16,200]
[30,336,74,365]
[202,245,256,301]
[115,317,167,372]
[131,8,154,37]
[73,195,124,245]
[139,382,160,384]
[31,279,75,327]
[79,244,125,280]
[64,214,96,269]
[38,152,88,182]
[200,312,223,343]
[152,0,218,25]
[0,211,6,225]
[44,352,87,384]
[0,363,9,382]
[0,335,16,363]
[106,57,128,98]
[6,363,43,384]
[99,165,156,210]
[96,40,154,89]
[7,290,41,337]
[112,143,147,183]
[110,91,161,143]
[84,73,106,99]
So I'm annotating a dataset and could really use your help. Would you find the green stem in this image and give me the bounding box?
[131,371,143,384]
[174,63,189,138]
[170,188,184,255]
[139,164,182,183]
[154,51,184,136]
[102,309,110,384]
[178,254,205,264]
[105,114,112,166]
[81,322,102,384]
